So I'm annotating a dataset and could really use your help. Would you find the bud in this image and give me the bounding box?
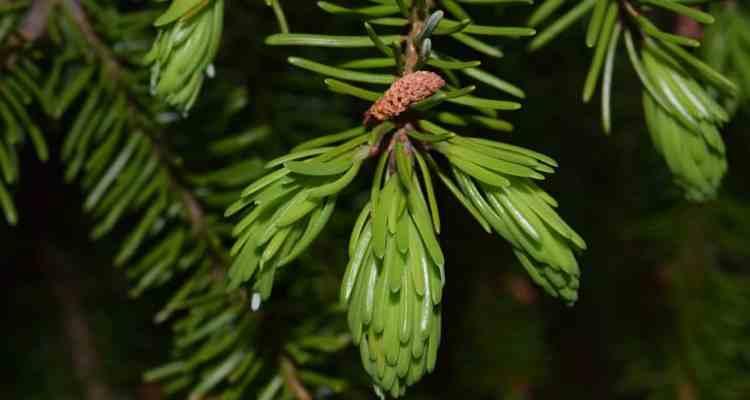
[365,71,445,124]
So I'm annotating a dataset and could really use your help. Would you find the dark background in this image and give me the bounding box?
[3,1,749,399]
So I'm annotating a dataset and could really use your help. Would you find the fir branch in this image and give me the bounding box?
[244,0,584,396]
[52,0,231,273]
[144,124,233,275]
[61,0,120,77]
[42,6,349,396]
[530,0,736,200]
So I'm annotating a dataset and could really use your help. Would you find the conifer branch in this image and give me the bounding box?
[57,0,232,275]
[249,0,583,396]
[530,0,736,200]
[145,128,233,274]
[61,0,120,77]
[43,6,350,397]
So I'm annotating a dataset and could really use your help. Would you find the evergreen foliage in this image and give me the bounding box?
[530,0,737,200]
[1,0,749,399]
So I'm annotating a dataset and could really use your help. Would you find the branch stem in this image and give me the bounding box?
[403,0,432,75]
[136,116,233,275]
[1,0,58,65]
[280,356,312,400]
[62,0,121,77]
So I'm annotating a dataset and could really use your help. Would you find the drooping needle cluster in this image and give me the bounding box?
[145,0,224,114]
[530,0,737,200]
[227,0,586,396]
